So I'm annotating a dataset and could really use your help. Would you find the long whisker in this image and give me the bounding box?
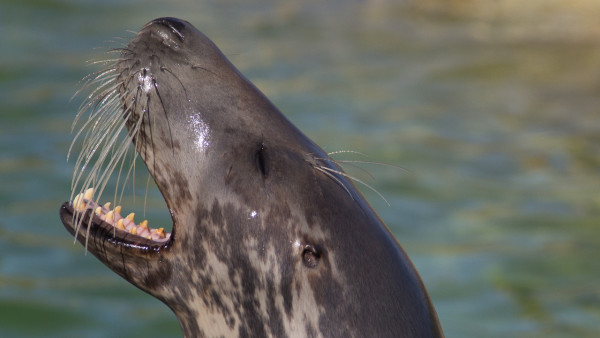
[152,78,175,156]
[314,156,375,180]
[68,52,144,247]
[327,150,367,157]
[334,160,412,174]
[317,165,390,207]
[314,166,354,199]
[317,156,412,175]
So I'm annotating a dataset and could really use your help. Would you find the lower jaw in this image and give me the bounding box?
[75,188,169,241]
[64,187,172,247]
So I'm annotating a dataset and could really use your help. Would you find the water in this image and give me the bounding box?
[1,1,599,337]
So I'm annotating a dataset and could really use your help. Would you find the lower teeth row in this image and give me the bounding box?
[72,188,169,241]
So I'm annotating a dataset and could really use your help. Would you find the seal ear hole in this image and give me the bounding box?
[255,144,269,178]
[302,245,322,269]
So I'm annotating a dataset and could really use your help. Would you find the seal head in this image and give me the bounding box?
[60,17,443,337]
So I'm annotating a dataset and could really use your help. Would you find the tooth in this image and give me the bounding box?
[105,211,114,223]
[83,188,94,201]
[126,213,135,222]
[73,194,86,211]
[130,227,137,235]
[114,205,122,215]
[103,202,111,209]
[139,220,148,229]
[94,206,102,215]
[116,219,125,230]
[153,227,165,238]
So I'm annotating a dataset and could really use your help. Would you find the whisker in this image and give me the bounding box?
[160,66,189,101]
[314,156,375,180]
[317,165,390,207]
[319,157,412,175]
[314,166,354,199]
[327,150,367,157]
[191,64,217,76]
[151,78,175,156]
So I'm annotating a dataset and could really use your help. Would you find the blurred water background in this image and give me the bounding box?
[1,0,599,337]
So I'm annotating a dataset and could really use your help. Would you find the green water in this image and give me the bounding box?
[1,1,599,337]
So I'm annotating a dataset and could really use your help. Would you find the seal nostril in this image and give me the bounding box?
[152,17,187,41]
[302,245,321,269]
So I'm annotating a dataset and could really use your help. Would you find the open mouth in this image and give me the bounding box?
[60,52,176,251]
[60,185,172,251]
[60,21,178,251]
[70,188,169,241]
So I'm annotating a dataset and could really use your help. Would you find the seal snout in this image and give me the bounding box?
[148,17,188,43]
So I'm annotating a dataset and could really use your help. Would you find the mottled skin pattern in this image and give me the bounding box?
[60,18,443,337]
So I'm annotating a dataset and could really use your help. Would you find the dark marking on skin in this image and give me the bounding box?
[266,278,285,335]
[280,266,294,318]
[142,257,173,291]
[170,170,192,206]
[305,322,318,338]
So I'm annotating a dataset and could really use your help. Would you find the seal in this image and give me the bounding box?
[60,17,443,337]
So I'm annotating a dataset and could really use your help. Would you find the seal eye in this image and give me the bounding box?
[255,144,269,178]
[302,245,321,269]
